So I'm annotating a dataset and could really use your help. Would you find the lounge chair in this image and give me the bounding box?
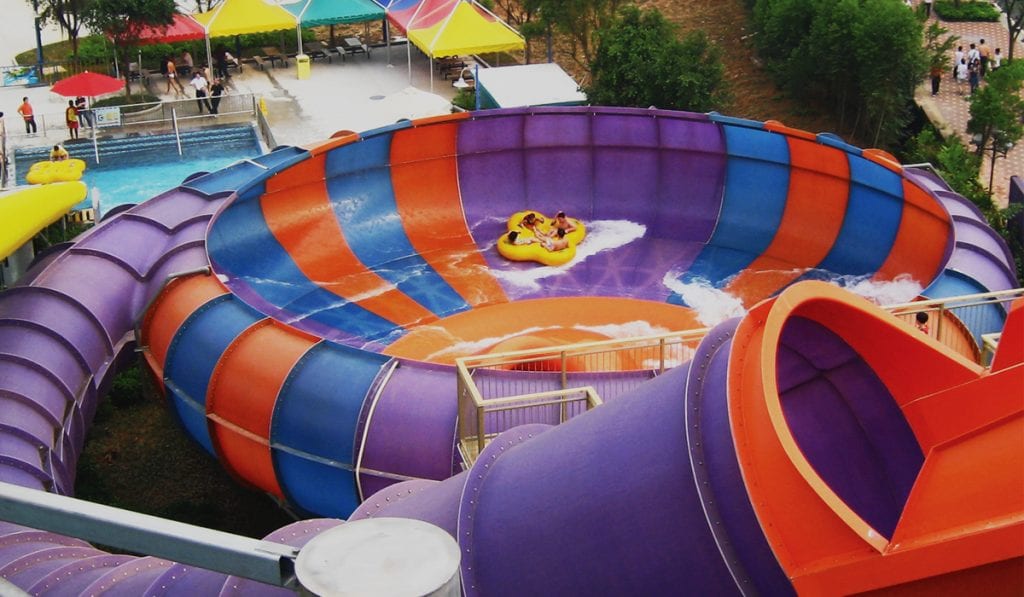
[303,42,331,64]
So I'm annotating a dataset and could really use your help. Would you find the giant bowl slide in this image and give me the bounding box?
[0,107,1019,594]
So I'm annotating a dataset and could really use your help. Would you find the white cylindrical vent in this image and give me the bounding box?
[295,517,460,597]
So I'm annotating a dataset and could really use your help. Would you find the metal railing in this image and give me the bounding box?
[0,481,299,588]
[456,385,602,465]
[455,329,708,465]
[454,287,1023,465]
[4,94,258,151]
[886,288,1023,363]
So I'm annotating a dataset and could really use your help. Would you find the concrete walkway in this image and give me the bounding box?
[915,5,1023,206]
[0,39,461,152]
[145,43,461,147]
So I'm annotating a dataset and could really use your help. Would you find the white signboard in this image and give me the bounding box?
[93,106,122,128]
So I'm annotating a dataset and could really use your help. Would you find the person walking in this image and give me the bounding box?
[165,56,184,98]
[209,78,224,115]
[953,45,964,78]
[992,48,1002,71]
[929,63,942,96]
[924,0,932,17]
[955,58,968,95]
[190,71,213,114]
[968,58,980,95]
[978,39,991,77]
[65,100,79,140]
[17,97,36,134]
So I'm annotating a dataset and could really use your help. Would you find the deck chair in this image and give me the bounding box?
[303,42,331,63]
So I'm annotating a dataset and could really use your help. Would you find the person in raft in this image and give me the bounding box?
[545,228,570,251]
[551,211,578,234]
[50,144,69,161]
[518,212,545,232]
[507,229,568,252]
[507,230,539,246]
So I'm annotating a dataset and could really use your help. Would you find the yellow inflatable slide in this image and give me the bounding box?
[0,181,88,260]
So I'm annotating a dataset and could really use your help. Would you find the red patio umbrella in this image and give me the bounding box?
[51,71,126,97]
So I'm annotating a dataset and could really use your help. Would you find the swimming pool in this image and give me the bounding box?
[14,125,262,213]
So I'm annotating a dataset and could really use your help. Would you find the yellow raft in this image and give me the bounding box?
[0,181,88,259]
[496,210,587,267]
[26,159,87,185]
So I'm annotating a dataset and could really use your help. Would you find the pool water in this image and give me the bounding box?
[80,150,256,213]
[15,125,262,214]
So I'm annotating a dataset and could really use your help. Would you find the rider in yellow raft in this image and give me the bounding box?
[497,210,586,266]
[26,146,86,185]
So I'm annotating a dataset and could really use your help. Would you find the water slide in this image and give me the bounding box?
[0,181,87,260]
[0,107,1019,594]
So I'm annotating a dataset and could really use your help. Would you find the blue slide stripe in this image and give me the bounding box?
[670,125,790,301]
[813,154,903,276]
[163,295,262,455]
[324,136,471,318]
[207,190,401,341]
[271,342,390,517]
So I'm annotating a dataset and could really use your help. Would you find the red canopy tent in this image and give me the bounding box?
[129,13,206,45]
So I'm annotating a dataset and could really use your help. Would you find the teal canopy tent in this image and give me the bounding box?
[283,0,386,27]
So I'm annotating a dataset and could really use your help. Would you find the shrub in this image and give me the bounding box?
[91,94,161,112]
[934,1,1001,21]
[452,88,476,111]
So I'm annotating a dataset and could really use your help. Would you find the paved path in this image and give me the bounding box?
[915,5,1023,206]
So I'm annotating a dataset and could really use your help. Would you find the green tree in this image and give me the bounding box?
[852,0,927,147]
[586,6,728,112]
[999,0,1023,61]
[521,0,625,68]
[924,20,958,71]
[787,0,860,128]
[751,0,926,148]
[967,59,1024,154]
[84,0,175,95]
[752,0,819,65]
[32,0,93,62]
[967,60,1024,193]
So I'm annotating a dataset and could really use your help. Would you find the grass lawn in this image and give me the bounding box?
[75,361,295,540]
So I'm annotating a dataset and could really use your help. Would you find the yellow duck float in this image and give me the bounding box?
[26,159,87,185]
[496,210,587,267]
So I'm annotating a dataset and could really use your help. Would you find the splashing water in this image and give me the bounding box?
[661,274,747,327]
[491,220,647,292]
[831,273,923,306]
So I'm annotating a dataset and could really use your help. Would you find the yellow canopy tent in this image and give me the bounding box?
[386,0,524,91]
[193,0,298,72]
[407,1,523,58]
[192,0,296,37]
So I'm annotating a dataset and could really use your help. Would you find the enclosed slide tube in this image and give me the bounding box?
[0,108,1018,594]
[352,282,1024,595]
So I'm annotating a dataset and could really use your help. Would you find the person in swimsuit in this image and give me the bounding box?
[551,211,577,234]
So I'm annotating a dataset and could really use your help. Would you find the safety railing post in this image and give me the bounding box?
[476,402,485,458]
[171,107,183,156]
[92,122,100,164]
